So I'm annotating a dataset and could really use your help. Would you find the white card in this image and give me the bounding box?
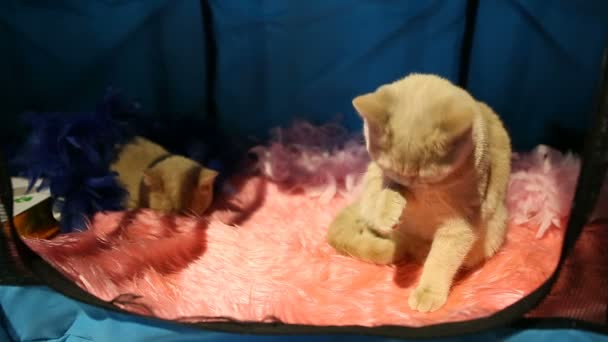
[0,178,52,223]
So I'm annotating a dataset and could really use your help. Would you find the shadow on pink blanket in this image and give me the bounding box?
[24,122,607,327]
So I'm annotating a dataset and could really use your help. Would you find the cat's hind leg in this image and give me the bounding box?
[327,203,397,265]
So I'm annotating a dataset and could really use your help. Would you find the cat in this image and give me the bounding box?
[327,73,512,313]
[110,136,218,216]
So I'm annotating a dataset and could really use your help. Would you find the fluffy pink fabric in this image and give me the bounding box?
[23,123,608,327]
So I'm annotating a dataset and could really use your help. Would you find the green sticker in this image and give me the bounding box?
[14,196,33,203]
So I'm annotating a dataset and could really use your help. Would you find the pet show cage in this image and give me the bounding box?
[1,1,607,341]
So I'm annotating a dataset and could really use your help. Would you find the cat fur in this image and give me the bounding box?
[327,73,512,313]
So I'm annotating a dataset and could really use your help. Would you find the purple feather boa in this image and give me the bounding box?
[12,89,136,233]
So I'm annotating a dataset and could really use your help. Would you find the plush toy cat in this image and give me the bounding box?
[327,73,512,313]
[110,136,218,216]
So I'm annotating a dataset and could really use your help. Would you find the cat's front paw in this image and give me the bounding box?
[408,286,447,313]
[374,189,406,230]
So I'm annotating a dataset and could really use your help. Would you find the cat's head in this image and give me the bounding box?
[353,73,478,187]
[142,156,218,215]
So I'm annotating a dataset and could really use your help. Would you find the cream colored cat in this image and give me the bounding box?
[110,136,218,216]
[327,73,511,312]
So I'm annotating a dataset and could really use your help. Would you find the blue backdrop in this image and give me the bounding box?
[2,0,607,149]
[1,0,607,340]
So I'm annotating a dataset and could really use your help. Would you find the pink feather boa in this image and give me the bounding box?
[21,121,607,327]
[249,120,369,203]
[508,146,581,238]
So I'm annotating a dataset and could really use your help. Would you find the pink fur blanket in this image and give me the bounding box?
[23,122,607,327]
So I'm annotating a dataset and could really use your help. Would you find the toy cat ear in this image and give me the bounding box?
[198,168,218,187]
[143,169,164,191]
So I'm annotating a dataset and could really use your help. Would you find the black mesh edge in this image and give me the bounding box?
[458,0,479,88]
[0,149,39,286]
[201,0,218,122]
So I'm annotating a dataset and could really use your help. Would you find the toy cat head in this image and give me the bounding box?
[142,156,218,216]
[353,73,478,187]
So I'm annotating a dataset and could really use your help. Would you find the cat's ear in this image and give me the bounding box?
[143,169,164,191]
[352,88,390,127]
[198,168,218,188]
[439,101,475,136]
